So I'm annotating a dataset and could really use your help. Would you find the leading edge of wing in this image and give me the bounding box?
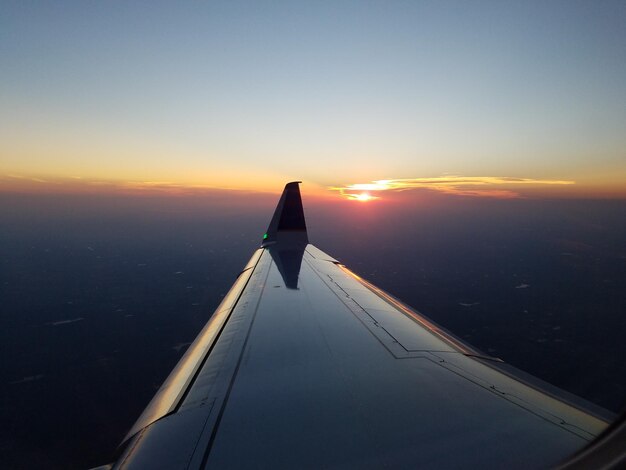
[120,181,306,444]
[120,248,264,444]
[117,181,309,446]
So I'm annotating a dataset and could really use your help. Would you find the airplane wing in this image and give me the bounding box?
[110,182,617,469]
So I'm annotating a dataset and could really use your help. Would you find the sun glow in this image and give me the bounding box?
[347,192,377,202]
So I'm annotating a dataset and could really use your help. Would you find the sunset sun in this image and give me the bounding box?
[353,192,375,202]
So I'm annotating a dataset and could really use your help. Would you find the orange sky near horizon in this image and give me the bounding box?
[2,172,625,201]
[1,3,625,202]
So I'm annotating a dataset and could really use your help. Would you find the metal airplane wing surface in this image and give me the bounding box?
[111,182,614,469]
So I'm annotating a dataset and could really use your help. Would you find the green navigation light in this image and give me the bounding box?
[263,233,268,240]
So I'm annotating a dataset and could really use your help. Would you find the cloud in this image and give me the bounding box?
[0,174,239,196]
[330,176,575,200]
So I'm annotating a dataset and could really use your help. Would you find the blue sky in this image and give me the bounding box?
[1,1,625,194]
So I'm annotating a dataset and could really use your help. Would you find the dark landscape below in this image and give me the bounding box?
[1,192,625,469]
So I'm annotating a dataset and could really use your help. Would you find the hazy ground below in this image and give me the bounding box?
[1,192,625,469]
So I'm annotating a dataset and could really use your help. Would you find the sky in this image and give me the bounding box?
[1,1,625,199]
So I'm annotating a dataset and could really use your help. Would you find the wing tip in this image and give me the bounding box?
[262,181,308,247]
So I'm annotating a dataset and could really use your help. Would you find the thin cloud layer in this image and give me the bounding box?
[0,174,273,196]
[330,176,575,200]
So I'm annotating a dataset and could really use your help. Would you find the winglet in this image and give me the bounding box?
[262,181,308,247]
